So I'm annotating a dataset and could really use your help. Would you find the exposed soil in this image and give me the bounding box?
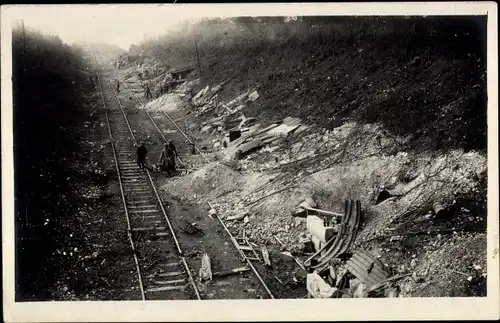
[125,16,488,298]
[14,17,488,301]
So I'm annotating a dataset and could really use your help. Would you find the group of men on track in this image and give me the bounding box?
[136,141,178,177]
[95,66,176,176]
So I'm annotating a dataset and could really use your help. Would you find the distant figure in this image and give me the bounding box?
[89,75,95,89]
[115,79,120,93]
[162,72,174,94]
[144,83,153,99]
[158,141,177,176]
[136,141,148,170]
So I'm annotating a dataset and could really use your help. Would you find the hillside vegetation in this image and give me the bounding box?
[132,16,487,153]
[13,25,93,300]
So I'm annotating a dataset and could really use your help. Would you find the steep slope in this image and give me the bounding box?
[131,16,487,153]
[121,16,488,297]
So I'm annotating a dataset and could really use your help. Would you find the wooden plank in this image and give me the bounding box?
[156,271,183,277]
[212,267,250,278]
[301,205,344,217]
[146,285,186,293]
[151,279,186,285]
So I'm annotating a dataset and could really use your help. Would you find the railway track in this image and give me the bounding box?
[119,78,210,171]
[96,69,201,301]
[117,72,277,300]
[94,52,276,299]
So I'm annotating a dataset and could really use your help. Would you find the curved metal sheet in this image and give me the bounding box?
[310,199,362,270]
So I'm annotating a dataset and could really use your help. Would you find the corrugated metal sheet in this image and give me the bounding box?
[345,249,390,288]
[310,200,362,271]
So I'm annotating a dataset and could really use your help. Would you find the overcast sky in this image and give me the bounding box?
[5,4,491,51]
[7,5,207,50]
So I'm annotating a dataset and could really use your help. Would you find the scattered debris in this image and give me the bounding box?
[212,267,250,279]
[390,235,403,242]
[247,90,259,102]
[208,208,217,219]
[193,85,210,103]
[433,202,449,218]
[306,272,337,298]
[297,205,343,218]
[349,279,368,298]
[261,245,271,267]
[384,286,399,298]
[177,218,203,235]
[223,118,303,161]
[226,210,249,221]
[307,200,362,271]
[199,253,213,282]
[345,249,391,289]
[306,215,337,250]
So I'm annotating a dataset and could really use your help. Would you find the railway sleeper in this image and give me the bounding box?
[132,226,166,232]
[153,232,170,238]
[146,284,189,293]
[129,209,160,214]
[124,182,149,186]
[121,176,144,180]
[128,204,158,209]
[155,271,184,278]
[150,278,186,285]
[120,167,142,171]
[127,201,156,206]
[131,213,159,219]
[126,191,151,196]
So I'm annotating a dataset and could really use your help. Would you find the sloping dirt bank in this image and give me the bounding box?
[119,16,487,298]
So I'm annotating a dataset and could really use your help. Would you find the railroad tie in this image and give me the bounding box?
[130,209,159,214]
[151,278,186,285]
[156,271,184,277]
[131,214,158,220]
[146,284,188,293]
[132,226,166,232]
[128,205,158,211]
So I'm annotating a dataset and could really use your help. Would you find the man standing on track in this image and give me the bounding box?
[144,83,153,99]
[158,141,177,176]
[136,141,148,170]
[115,79,120,93]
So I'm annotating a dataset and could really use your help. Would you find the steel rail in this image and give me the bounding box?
[113,62,275,300]
[273,234,307,272]
[161,110,210,164]
[105,69,201,300]
[212,202,275,299]
[118,80,186,166]
[96,73,146,301]
[120,78,210,164]
[143,105,186,166]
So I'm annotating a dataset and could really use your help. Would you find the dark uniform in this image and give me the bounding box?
[136,142,148,169]
[144,83,152,99]
[116,80,120,93]
[158,142,177,175]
